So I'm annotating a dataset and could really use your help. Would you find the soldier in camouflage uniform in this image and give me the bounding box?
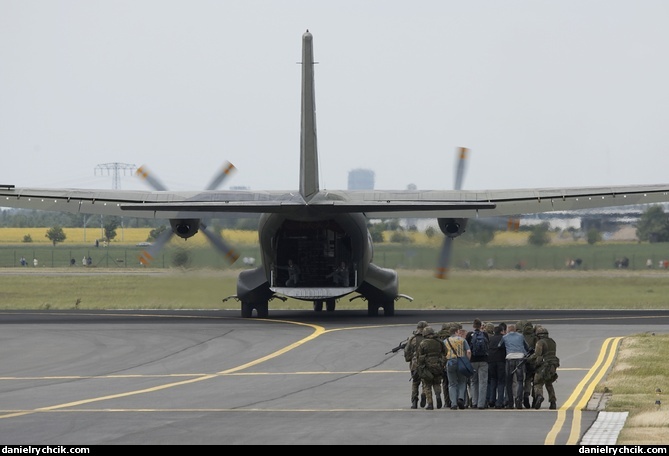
[404,321,428,409]
[437,322,457,408]
[518,320,538,408]
[417,326,446,410]
[529,326,559,410]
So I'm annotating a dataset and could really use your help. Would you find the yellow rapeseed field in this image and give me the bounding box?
[0,227,530,246]
[0,227,260,245]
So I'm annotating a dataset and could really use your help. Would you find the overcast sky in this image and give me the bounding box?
[2,1,668,194]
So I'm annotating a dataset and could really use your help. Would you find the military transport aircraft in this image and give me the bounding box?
[3,30,669,318]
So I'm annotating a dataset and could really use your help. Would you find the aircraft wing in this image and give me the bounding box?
[1,183,667,220]
[353,184,669,218]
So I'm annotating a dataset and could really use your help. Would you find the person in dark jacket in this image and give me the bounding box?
[487,324,507,408]
[465,318,490,409]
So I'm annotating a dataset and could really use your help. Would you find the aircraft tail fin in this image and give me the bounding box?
[299,30,319,200]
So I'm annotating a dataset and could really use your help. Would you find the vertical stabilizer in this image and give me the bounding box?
[300,30,319,200]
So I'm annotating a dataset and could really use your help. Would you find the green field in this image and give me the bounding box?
[4,235,669,311]
[5,240,669,271]
[1,267,668,311]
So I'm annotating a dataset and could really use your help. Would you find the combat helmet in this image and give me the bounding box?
[535,326,549,337]
[422,326,435,336]
[414,320,428,335]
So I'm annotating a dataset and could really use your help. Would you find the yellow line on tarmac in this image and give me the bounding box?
[544,337,622,445]
[0,318,325,420]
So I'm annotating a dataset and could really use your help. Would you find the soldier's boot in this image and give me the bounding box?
[436,395,442,409]
[411,398,418,409]
[549,401,557,410]
[420,393,427,408]
[531,395,537,409]
[534,395,544,410]
[426,402,434,410]
[523,393,531,409]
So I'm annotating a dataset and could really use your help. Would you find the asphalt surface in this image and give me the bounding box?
[1,309,667,445]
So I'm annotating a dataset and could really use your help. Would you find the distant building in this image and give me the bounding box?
[348,168,375,190]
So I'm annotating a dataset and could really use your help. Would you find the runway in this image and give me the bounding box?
[0,309,667,445]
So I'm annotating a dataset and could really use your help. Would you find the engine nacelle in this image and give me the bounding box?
[437,218,468,239]
[170,219,201,239]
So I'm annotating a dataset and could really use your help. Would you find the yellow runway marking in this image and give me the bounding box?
[0,318,326,420]
[545,336,622,445]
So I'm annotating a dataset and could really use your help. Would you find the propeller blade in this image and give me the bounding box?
[434,236,454,279]
[201,223,240,264]
[205,161,236,191]
[139,228,174,266]
[435,147,470,279]
[454,146,469,191]
[136,165,168,191]
[136,162,240,265]
[137,162,239,265]
[202,162,238,262]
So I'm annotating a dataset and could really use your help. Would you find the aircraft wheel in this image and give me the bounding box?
[326,299,336,312]
[241,301,253,318]
[367,302,379,317]
[313,300,323,312]
[383,301,395,317]
[256,302,269,318]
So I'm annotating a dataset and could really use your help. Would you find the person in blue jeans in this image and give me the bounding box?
[444,325,471,410]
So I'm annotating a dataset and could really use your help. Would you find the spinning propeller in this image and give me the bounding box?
[434,147,469,279]
[136,162,240,266]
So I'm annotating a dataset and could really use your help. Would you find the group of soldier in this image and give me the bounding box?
[401,318,560,411]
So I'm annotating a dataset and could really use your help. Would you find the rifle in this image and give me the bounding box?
[511,348,535,375]
[385,340,407,355]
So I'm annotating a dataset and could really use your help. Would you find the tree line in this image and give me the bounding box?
[3,204,669,247]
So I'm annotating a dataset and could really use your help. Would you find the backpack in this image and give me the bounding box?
[470,330,489,357]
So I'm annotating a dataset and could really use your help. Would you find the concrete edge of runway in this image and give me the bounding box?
[580,412,629,444]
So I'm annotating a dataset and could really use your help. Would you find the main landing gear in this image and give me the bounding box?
[313,298,337,312]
